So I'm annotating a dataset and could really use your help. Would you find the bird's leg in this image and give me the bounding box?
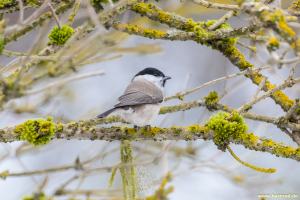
[133,125,151,133]
[144,125,151,132]
[133,125,140,132]
[133,125,139,129]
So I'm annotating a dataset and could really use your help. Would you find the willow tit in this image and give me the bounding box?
[97,67,171,126]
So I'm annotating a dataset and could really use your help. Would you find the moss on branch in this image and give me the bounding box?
[267,36,280,51]
[22,192,47,200]
[207,111,248,151]
[0,0,15,9]
[0,20,4,54]
[259,10,296,42]
[14,118,56,146]
[48,25,75,45]
[204,91,219,110]
[114,23,168,39]
[0,117,299,162]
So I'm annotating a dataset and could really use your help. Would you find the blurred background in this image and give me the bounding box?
[0,0,299,199]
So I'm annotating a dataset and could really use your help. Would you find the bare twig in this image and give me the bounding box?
[24,70,105,95]
[192,0,240,11]
[48,2,61,28]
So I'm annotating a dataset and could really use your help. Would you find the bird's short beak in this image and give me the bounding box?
[163,76,171,81]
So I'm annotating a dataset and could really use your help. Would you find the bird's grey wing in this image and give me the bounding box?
[114,80,163,108]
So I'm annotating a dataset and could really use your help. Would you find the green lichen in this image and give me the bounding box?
[120,140,137,200]
[238,132,259,147]
[212,41,250,70]
[117,24,167,39]
[122,126,137,136]
[0,170,9,180]
[0,33,4,54]
[289,0,300,15]
[272,90,294,110]
[186,124,208,134]
[267,36,280,51]
[260,10,295,39]
[290,0,300,9]
[56,122,64,132]
[170,126,183,135]
[296,107,300,115]
[261,138,300,158]
[0,0,14,8]
[227,146,276,173]
[206,112,248,151]
[204,91,219,110]
[201,19,232,30]
[193,24,211,41]
[278,20,295,38]
[193,20,234,44]
[25,0,39,6]
[0,20,5,54]
[210,38,293,112]
[140,126,164,137]
[48,25,74,46]
[131,3,196,31]
[202,20,236,45]
[22,193,47,200]
[14,118,55,146]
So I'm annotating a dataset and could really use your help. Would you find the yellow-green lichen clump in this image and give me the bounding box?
[14,118,55,146]
[25,0,39,6]
[0,33,4,54]
[206,111,248,151]
[48,25,74,45]
[22,193,47,200]
[204,91,219,109]
[0,0,14,8]
[0,20,5,54]
[267,36,280,51]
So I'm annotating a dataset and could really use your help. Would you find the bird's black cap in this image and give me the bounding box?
[134,67,166,78]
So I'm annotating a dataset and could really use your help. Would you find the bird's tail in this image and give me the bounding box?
[97,108,116,118]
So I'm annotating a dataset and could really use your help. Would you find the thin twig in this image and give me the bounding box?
[192,0,240,11]
[238,77,300,113]
[24,70,105,95]
[165,66,271,101]
[17,0,24,24]
[48,2,61,28]
[208,10,237,31]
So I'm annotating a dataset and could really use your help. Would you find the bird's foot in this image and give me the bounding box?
[134,125,140,132]
[144,125,151,131]
[133,125,151,132]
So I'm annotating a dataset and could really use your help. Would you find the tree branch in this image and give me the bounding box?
[0,117,299,162]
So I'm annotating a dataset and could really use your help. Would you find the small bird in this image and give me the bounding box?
[97,67,171,126]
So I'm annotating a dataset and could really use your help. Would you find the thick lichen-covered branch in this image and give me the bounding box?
[160,92,300,135]
[0,117,299,162]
